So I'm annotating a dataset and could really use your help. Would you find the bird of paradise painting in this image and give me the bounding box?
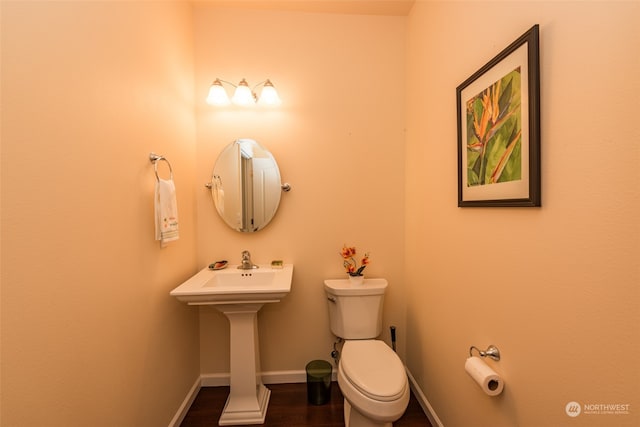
[465,68,522,187]
[457,24,540,207]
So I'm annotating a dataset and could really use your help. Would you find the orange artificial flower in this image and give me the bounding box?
[340,245,370,276]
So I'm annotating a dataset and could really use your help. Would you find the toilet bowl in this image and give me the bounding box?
[338,340,409,427]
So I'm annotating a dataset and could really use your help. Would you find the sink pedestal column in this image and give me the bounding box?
[215,303,270,426]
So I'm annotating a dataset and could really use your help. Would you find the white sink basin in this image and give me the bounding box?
[170,264,293,305]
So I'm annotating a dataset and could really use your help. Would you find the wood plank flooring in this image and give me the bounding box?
[180,383,432,426]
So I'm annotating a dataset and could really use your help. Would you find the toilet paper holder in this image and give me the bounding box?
[469,345,501,361]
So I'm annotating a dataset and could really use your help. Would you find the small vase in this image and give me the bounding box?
[348,275,364,285]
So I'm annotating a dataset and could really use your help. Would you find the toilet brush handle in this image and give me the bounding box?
[390,326,397,352]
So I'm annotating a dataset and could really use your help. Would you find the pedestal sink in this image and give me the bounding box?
[170,264,293,425]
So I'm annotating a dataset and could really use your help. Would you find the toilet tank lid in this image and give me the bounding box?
[324,278,388,296]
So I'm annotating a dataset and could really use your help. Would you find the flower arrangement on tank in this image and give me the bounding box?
[340,245,370,277]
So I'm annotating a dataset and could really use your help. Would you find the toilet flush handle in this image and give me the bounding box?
[327,296,336,303]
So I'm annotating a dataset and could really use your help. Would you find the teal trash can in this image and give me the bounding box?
[306,360,332,405]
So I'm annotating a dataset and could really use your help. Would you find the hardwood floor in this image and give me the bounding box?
[180,383,432,426]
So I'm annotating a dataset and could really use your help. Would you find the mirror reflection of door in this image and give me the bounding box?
[251,156,280,230]
[211,139,282,232]
[239,151,252,231]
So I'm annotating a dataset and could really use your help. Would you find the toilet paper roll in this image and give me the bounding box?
[465,356,504,396]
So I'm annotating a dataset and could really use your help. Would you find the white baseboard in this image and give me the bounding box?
[264,368,339,384]
[200,368,338,387]
[200,372,230,387]
[170,367,441,427]
[168,376,201,427]
[406,369,444,427]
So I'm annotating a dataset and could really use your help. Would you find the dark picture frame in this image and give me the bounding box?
[457,25,540,207]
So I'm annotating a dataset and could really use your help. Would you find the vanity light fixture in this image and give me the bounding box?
[206,78,281,106]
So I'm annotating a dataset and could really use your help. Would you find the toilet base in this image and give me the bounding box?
[344,399,393,427]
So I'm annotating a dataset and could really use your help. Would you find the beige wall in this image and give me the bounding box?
[1,1,199,426]
[406,1,639,426]
[193,5,407,375]
[2,1,639,426]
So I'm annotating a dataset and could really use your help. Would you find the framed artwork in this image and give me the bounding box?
[457,24,541,207]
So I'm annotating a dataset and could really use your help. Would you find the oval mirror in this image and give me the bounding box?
[210,139,282,232]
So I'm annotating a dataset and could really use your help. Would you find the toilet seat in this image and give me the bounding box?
[341,340,407,402]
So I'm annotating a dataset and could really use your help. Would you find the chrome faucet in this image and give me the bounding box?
[238,250,258,270]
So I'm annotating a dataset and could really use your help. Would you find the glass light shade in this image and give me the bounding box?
[206,80,230,105]
[257,80,281,106]
[231,79,255,105]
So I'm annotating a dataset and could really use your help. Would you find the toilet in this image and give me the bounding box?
[324,278,409,427]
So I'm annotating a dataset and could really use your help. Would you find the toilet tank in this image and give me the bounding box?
[324,278,387,339]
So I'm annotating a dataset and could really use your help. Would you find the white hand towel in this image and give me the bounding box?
[155,178,179,245]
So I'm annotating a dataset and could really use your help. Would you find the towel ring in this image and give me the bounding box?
[149,152,173,181]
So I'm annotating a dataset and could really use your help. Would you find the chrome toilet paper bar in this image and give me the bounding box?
[469,344,501,361]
